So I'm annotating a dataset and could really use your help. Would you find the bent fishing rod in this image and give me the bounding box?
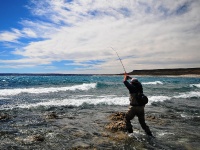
[111,47,127,73]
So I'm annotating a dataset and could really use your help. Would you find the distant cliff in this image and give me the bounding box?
[128,68,200,75]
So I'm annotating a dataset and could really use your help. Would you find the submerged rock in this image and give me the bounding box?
[15,134,45,144]
[72,141,91,149]
[105,121,126,132]
[146,114,167,126]
[31,134,45,142]
[45,111,58,119]
[0,113,10,120]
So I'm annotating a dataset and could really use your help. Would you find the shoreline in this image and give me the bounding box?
[127,67,200,76]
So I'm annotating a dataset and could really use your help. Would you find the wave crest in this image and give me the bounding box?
[148,96,171,104]
[0,83,97,96]
[4,96,129,109]
[142,81,163,85]
[173,91,200,98]
[190,84,200,88]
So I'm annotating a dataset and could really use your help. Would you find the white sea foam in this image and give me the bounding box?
[9,96,130,109]
[181,114,186,118]
[148,96,171,104]
[2,94,176,110]
[190,84,200,88]
[173,91,200,98]
[142,81,163,85]
[180,112,200,118]
[0,97,10,99]
[158,132,175,136]
[0,83,97,96]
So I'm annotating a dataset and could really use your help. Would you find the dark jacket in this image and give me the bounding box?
[124,80,143,106]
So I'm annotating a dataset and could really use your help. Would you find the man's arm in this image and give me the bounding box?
[123,73,132,90]
[124,73,132,81]
[124,73,128,81]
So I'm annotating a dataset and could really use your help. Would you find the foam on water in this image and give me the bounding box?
[158,132,175,137]
[1,94,182,110]
[179,113,199,118]
[5,96,129,109]
[190,84,200,88]
[173,91,200,98]
[142,81,163,85]
[3,91,199,110]
[0,83,96,96]
[148,96,171,104]
[147,91,200,105]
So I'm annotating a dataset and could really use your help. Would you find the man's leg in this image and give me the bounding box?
[125,107,135,133]
[138,113,153,136]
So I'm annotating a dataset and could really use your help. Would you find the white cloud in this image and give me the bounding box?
[0,29,22,42]
[0,0,200,73]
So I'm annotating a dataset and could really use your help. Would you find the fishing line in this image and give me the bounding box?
[111,47,127,73]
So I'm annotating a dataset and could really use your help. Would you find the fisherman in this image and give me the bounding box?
[123,73,153,136]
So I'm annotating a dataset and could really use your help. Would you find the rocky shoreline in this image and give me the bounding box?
[1,105,197,150]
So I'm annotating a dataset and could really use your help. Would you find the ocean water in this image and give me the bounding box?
[0,75,200,149]
[0,75,199,111]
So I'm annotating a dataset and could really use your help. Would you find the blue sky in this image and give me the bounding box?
[0,0,199,74]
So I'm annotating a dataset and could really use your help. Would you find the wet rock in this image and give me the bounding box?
[93,132,101,136]
[105,112,126,132]
[15,134,45,144]
[31,134,45,141]
[45,111,58,119]
[146,115,166,125]
[0,113,10,120]
[110,131,128,141]
[72,130,93,139]
[67,116,76,119]
[105,121,126,132]
[109,112,126,121]
[146,115,157,120]
[100,132,109,137]
[72,141,91,149]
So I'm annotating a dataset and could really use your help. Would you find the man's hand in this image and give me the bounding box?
[124,73,132,81]
[124,73,129,81]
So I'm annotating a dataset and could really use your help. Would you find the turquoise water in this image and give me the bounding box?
[0,75,199,114]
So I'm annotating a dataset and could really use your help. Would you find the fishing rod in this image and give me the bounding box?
[111,47,127,73]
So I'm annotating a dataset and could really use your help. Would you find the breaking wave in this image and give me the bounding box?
[142,81,163,85]
[1,95,174,109]
[1,90,200,110]
[148,96,171,104]
[0,83,97,96]
[3,96,129,110]
[190,84,200,88]
[173,91,200,99]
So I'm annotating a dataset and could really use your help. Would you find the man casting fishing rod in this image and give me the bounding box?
[123,73,153,136]
[112,48,153,136]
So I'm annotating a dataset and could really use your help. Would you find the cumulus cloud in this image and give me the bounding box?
[0,0,200,73]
